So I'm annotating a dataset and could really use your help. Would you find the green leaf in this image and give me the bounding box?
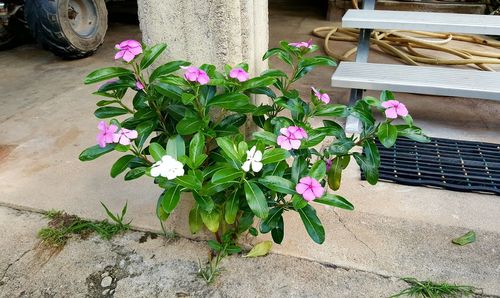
[192,191,214,213]
[110,155,135,178]
[353,142,380,185]
[262,48,292,65]
[320,120,345,138]
[315,194,354,210]
[134,120,155,148]
[261,148,289,164]
[94,107,129,119]
[200,208,220,233]
[79,144,115,161]
[252,131,278,146]
[97,79,135,92]
[452,230,476,246]
[258,176,296,195]
[243,241,273,258]
[271,217,284,244]
[328,138,355,155]
[260,207,284,233]
[240,77,276,90]
[309,160,326,181]
[298,204,325,244]
[150,60,191,81]
[207,240,222,251]
[217,114,247,129]
[327,157,343,191]
[175,174,201,191]
[377,122,398,148]
[189,132,205,158]
[166,135,186,159]
[211,167,243,184]
[149,143,166,161]
[291,156,307,183]
[224,192,240,225]
[314,104,348,117]
[292,194,308,210]
[380,90,395,102]
[124,167,146,181]
[207,93,250,110]
[396,125,431,143]
[160,185,182,213]
[140,43,167,69]
[153,81,183,101]
[260,69,288,78]
[156,195,169,221]
[216,137,241,163]
[188,206,203,234]
[84,67,132,84]
[176,116,205,135]
[244,180,269,219]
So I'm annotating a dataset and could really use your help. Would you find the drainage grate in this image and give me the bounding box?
[362,137,500,195]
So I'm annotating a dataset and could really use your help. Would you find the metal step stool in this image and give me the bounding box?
[331,1,500,132]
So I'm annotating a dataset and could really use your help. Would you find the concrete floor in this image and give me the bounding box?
[1,2,500,296]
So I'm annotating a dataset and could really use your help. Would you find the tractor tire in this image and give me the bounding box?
[0,8,29,50]
[24,0,107,59]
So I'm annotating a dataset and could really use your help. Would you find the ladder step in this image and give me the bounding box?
[342,10,500,35]
[331,62,500,101]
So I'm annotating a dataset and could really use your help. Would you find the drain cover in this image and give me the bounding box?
[362,137,500,195]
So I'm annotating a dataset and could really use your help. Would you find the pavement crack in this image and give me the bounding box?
[0,247,33,284]
[333,210,377,257]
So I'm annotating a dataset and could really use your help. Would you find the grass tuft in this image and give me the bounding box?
[391,277,480,298]
[38,204,130,247]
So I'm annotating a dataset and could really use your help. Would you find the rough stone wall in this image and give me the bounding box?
[137,0,268,78]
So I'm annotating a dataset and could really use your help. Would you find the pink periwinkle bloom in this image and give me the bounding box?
[276,126,308,150]
[325,159,332,172]
[229,67,249,82]
[381,100,409,119]
[296,176,324,202]
[311,87,330,104]
[114,40,142,63]
[289,39,313,49]
[181,66,210,85]
[136,81,144,90]
[113,128,138,146]
[96,121,118,148]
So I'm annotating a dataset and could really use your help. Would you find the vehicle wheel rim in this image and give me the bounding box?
[67,0,98,38]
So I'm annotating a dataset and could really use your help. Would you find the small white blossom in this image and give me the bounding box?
[242,146,263,173]
[150,155,184,180]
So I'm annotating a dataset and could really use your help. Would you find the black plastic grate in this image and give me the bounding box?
[362,137,500,195]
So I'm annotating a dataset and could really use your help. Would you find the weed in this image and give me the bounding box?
[38,203,131,247]
[391,277,480,298]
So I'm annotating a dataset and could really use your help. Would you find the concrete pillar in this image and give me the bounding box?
[137,0,268,79]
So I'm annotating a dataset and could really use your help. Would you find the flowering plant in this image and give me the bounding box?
[80,39,428,252]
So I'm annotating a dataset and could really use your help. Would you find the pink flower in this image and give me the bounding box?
[276,126,307,150]
[311,87,330,104]
[296,176,324,202]
[114,40,142,62]
[289,39,313,49]
[287,126,308,139]
[325,159,332,172]
[229,67,249,82]
[181,66,210,85]
[113,128,138,146]
[381,100,408,119]
[136,81,144,90]
[96,121,118,148]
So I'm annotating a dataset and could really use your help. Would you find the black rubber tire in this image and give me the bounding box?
[0,9,30,50]
[24,0,107,59]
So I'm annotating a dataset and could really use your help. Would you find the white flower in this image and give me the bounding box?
[242,146,263,173]
[150,155,185,180]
